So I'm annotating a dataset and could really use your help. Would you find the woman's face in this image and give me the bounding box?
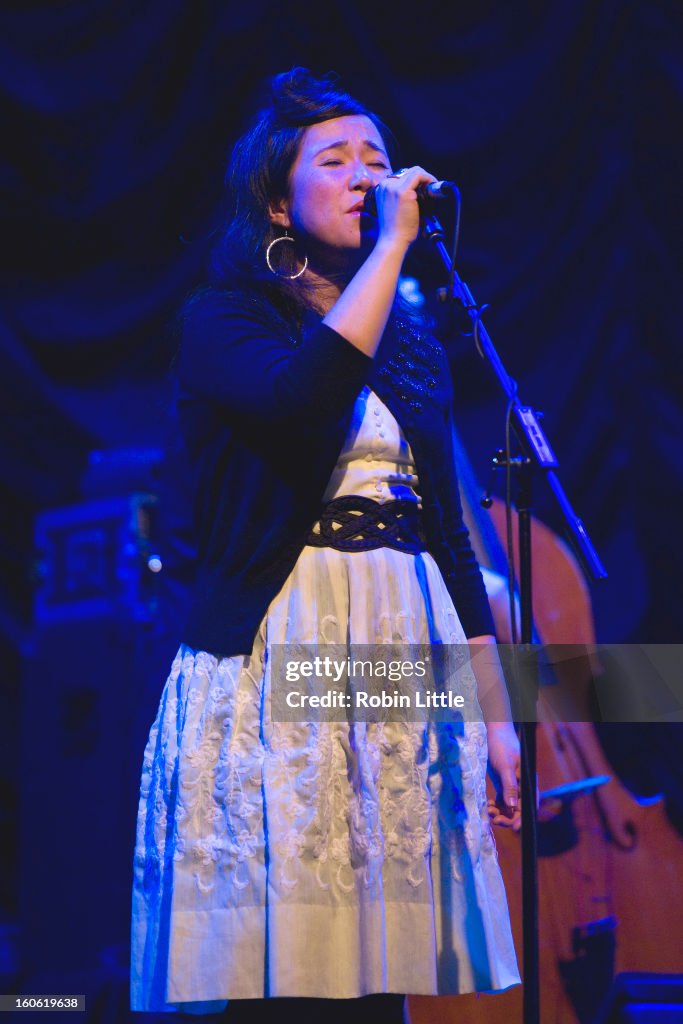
[269,114,392,270]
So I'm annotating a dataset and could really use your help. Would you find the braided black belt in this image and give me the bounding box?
[306,495,427,554]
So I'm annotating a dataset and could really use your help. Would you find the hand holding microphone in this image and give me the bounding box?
[363,176,457,217]
[362,166,456,250]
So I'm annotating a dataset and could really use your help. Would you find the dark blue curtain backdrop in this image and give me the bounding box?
[1,0,682,1010]
[3,1,681,652]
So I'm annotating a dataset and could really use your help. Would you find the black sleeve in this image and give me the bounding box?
[178,291,373,426]
[439,411,496,639]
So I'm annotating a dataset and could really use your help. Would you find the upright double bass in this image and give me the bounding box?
[408,426,683,1024]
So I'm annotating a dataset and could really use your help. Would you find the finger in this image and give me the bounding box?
[401,166,438,192]
[489,810,518,830]
[500,766,519,811]
[488,801,522,831]
[383,165,438,191]
[487,797,516,820]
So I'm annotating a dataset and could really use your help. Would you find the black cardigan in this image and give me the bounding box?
[177,288,494,656]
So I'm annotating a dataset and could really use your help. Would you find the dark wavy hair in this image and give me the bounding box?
[208,67,398,317]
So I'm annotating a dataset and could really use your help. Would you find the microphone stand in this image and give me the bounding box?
[422,215,608,1024]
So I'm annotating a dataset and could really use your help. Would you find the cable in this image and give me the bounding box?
[447,185,462,302]
[504,390,519,647]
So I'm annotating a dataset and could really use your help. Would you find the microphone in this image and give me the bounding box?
[362,180,456,216]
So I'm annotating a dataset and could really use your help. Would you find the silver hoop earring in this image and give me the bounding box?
[265,231,308,280]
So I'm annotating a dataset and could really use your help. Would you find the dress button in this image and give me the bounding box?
[373,408,381,417]
[378,431,385,438]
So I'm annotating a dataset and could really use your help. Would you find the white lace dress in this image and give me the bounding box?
[130,386,520,1013]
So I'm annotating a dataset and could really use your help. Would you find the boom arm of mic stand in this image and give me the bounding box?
[423,215,607,585]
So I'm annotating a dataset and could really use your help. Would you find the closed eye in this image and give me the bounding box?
[321,159,389,169]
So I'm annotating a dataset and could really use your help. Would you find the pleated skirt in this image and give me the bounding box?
[130,544,520,1012]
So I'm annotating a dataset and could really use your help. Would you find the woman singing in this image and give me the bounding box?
[131,67,521,1022]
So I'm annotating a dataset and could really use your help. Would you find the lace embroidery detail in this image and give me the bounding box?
[135,646,489,904]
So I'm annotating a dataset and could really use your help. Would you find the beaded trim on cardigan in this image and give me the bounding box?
[377,319,441,411]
